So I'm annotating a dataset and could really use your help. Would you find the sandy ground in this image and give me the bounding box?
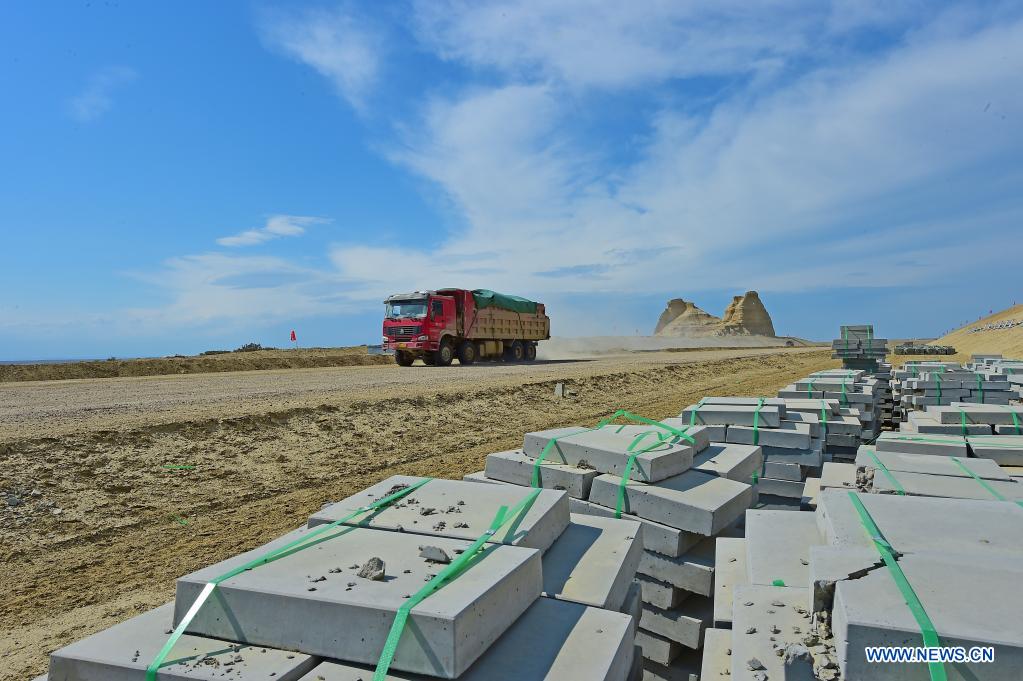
[0,346,833,680]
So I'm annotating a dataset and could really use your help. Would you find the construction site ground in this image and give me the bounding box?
[0,346,832,681]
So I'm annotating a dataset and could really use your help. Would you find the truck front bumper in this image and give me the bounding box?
[384,341,438,352]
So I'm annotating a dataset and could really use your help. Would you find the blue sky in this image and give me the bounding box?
[1,1,1021,360]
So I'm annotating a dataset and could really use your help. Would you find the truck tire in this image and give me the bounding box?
[434,339,454,366]
[457,340,477,365]
[395,351,415,367]
[524,343,537,361]
[505,340,524,362]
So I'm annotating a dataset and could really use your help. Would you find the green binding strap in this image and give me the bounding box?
[1010,407,1022,435]
[146,477,432,681]
[847,493,947,681]
[531,427,595,487]
[688,399,707,427]
[867,450,905,495]
[934,372,942,401]
[614,429,682,518]
[975,375,984,404]
[374,488,542,680]
[819,400,829,438]
[950,457,1023,509]
[958,409,969,437]
[752,397,765,446]
[843,326,849,351]
[840,381,849,405]
[806,380,815,398]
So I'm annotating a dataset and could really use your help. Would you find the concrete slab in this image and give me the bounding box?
[542,513,642,611]
[660,421,725,443]
[801,478,821,511]
[485,449,598,499]
[855,447,1012,480]
[807,544,881,613]
[309,475,569,552]
[782,411,822,438]
[692,443,762,482]
[726,421,811,450]
[818,462,857,491]
[637,529,733,597]
[763,460,803,482]
[755,477,804,498]
[639,596,713,649]
[636,628,681,666]
[569,497,702,558]
[833,551,1023,681]
[745,510,824,588]
[816,489,1023,559]
[522,427,694,483]
[758,447,822,466]
[729,585,812,681]
[462,470,507,485]
[641,650,701,681]
[699,628,731,680]
[930,405,1023,425]
[299,597,635,681]
[637,574,688,610]
[870,469,1023,500]
[713,537,748,628]
[679,404,782,427]
[875,432,967,457]
[47,603,318,681]
[176,526,541,678]
[994,424,1023,435]
[589,471,754,536]
[969,435,1023,465]
[1004,465,1023,479]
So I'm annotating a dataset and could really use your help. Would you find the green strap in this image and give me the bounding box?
[374,488,542,680]
[867,450,905,495]
[975,375,984,404]
[146,478,432,681]
[806,380,815,398]
[751,397,765,446]
[958,409,969,437]
[843,326,849,351]
[847,493,947,681]
[689,398,706,427]
[819,400,828,438]
[950,457,1023,508]
[934,373,942,401]
[840,381,849,405]
[531,428,595,487]
[614,429,681,518]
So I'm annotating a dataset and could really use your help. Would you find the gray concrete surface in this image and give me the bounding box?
[485,449,598,498]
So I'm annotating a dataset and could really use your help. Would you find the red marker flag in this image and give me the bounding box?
[290,330,297,342]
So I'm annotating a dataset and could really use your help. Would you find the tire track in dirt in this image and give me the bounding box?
[0,350,834,680]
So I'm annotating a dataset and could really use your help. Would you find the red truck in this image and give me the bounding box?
[382,288,550,366]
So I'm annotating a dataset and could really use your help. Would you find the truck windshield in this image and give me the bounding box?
[385,301,427,319]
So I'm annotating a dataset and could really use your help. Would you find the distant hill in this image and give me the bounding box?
[936,303,1023,359]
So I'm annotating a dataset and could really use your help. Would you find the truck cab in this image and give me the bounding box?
[382,292,457,365]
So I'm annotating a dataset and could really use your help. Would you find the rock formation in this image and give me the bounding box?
[721,291,775,336]
[654,291,777,337]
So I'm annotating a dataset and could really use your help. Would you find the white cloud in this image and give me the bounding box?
[217,215,328,247]
[260,6,382,111]
[68,66,137,122]
[356,12,1023,302]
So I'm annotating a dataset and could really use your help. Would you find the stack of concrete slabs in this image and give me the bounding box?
[175,525,541,678]
[308,475,569,551]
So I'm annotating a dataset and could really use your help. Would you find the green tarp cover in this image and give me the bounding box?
[471,289,539,314]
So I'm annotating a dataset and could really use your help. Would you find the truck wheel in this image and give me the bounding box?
[395,351,415,367]
[434,339,454,366]
[506,341,525,362]
[423,353,436,366]
[457,341,477,365]
[525,343,537,361]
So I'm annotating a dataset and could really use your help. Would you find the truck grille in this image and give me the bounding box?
[386,325,421,340]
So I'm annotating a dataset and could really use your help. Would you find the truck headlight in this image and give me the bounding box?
[382,336,389,342]
[417,335,429,341]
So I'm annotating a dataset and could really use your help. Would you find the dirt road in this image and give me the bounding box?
[0,347,833,680]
